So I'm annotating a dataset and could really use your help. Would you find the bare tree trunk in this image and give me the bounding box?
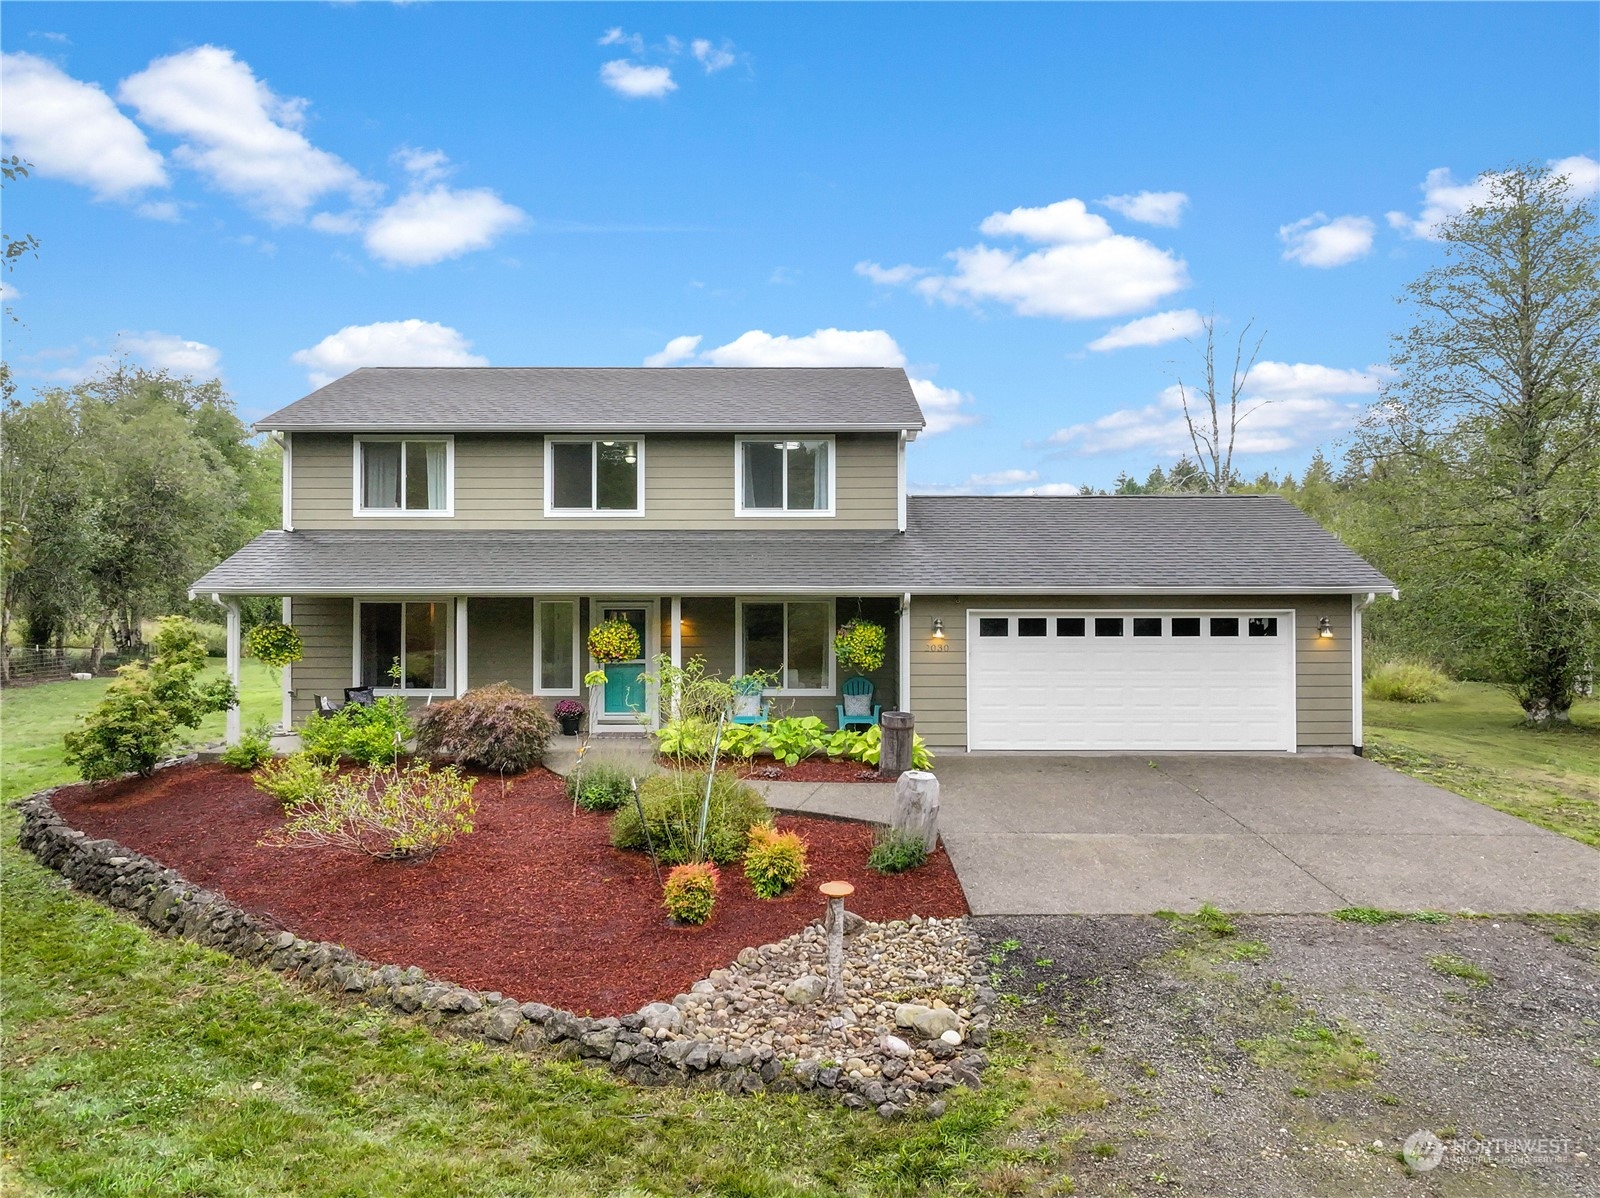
[1176,313,1267,494]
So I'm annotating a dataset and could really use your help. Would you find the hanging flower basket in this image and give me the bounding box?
[833,619,886,673]
[587,619,642,664]
[243,622,304,668]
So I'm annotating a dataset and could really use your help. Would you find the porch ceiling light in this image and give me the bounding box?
[931,617,945,640]
[1318,617,1334,639]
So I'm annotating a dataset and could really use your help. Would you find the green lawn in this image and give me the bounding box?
[1365,680,1600,847]
[0,669,1058,1196]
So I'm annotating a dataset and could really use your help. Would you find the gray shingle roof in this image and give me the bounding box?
[255,367,926,432]
[192,496,1396,596]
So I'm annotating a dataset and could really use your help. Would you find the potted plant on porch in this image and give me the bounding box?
[553,698,585,736]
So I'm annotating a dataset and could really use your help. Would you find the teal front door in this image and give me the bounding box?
[598,604,649,719]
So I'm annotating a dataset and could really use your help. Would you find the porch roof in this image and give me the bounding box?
[191,496,1397,597]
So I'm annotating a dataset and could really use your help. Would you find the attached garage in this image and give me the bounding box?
[966,608,1297,751]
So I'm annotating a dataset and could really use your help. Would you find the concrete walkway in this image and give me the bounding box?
[756,754,1600,916]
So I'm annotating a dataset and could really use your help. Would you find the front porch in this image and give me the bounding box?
[228,592,910,738]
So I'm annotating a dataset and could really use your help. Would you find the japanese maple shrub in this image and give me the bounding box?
[663,862,719,925]
[743,824,809,898]
[414,682,555,772]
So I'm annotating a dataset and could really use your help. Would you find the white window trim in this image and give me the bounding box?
[733,435,837,518]
[735,597,837,696]
[352,435,455,518]
[543,436,647,517]
[588,597,659,728]
[532,597,582,696]
[351,598,456,696]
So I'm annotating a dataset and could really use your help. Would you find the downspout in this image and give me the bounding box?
[1351,592,1376,755]
[898,591,912,716]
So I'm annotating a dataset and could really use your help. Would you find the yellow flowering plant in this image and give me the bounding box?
[587,619,642,663]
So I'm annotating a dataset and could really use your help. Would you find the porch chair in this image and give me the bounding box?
[835,675,881,730]
[730,676,770,726]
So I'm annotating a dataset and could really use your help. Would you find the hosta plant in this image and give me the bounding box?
[766,715,829,766]
[743,824,808,898]
[662,861,719,925]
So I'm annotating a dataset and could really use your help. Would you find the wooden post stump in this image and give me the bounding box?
[879,710,915,777]
[892,769,941,853]
[820,880,854,1001]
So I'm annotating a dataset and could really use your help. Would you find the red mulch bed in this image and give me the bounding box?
[51,763,967,1016]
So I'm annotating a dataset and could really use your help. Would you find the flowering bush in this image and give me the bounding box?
[587,619,642,663]
[261,760,477,860]
[553,698,585,720]
[662,861,719,925]
[243,622,304,668]
[744,824,808,898]
[414,683,555,772]
[833,619,886,673]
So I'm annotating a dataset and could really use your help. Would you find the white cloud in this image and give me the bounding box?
[1387,155,1600,239]
[1008,481,1080,496]
[0,52,167,198]
[363,183,526,267]
[600,60,676,98]
[1087,308,1204,352]
[691,39,736,72]
[118,330,221,375]
[700,327,906,368]
[643,334,702,367]
[1048,360,1381,456]
[1098,190,1189,227]
[394,146,451,185]
[0,281,22,301]
[855,260,925,286]
[908,377,978,436]
[1279,213,1375,267]
[599,27,645,53]
[136,199,182,222]
[291,319,488,389]
[118,45,376,223]
[886,197,1189,320]
[967,469,1038,487]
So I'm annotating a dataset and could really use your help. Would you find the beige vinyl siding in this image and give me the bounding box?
[465,598,537,690]
[291,432,899,530]
[286,596,353,725]
[908,594,1354,751]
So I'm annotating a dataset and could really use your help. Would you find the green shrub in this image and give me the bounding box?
[220,722,275,770]
[656,716,716,761]
[253,751,337,810]
[719,723,769,760]
[662,862,719,925]
[1364,660,1448,704]
[566,760,639,812]
[868,826,928,874]
[825,725,935,771]
[767,715,829,765]
[62,616,238,781]
[260,760,477,860]
[300,696,411,765]
[609,769,768,866]
[744,824,808,898]
[413,683,554,772]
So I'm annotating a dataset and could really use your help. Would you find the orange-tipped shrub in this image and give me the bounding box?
[743,824,809,898]
[663,861,719,925]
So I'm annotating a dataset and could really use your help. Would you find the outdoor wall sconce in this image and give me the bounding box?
[931,618,946,640]
[1318,617,1334,639]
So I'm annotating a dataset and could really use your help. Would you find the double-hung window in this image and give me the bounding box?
[546,438,642,515]
[357,601,451,692]
[738,599,833,694]
[736,437,833,515]
[355,438,452,515]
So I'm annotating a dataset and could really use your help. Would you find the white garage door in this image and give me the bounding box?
[968,610,1296,751]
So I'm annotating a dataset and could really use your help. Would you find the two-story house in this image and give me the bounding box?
[192,366,1396,754]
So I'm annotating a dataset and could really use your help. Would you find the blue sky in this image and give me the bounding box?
[3,2,1596,492]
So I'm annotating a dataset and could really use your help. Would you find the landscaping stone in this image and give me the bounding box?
[12,784,991,1119]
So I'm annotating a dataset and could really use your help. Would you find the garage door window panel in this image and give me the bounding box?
[1249,617,1278,637]
[1172,617,1201,637]
[978,618,1009,637]
[1133,618,1162,637]
[1094,618,1124,637]
[1018,617,1047,637]
[1057,617,1085,637]
[1210,617,1240,637]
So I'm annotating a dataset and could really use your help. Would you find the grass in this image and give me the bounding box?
[0,669,1091,1195]
[1365,680,1600,847]
[0,660,280,801]
[1426,954,1493,988]
[1238,1015,1380,1091]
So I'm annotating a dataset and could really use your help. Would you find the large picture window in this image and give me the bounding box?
[737,438,833,515]
[536,599,578,693]
[547,438,642,514]
[739,600,832,693]
[356,438,451,514]
[358,601,450,691]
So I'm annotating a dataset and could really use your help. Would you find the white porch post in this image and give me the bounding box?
[224,599,241,745]
[670,596,683,719]
[898,592,912,714]
[281,596,293,732]
[455,597,469,697]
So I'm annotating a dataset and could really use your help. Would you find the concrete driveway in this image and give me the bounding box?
[760,754,1600,915]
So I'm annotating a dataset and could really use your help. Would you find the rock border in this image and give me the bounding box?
[14,785,992,1117]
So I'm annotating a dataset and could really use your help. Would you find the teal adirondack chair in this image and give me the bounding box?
[835,675,882,730]
[730,675,770,726]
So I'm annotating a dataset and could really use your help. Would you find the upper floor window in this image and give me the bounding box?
[546,437,643,515]
[355,437,452,516]
[736,437,834,516]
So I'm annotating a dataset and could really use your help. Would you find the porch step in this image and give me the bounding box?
[545,733,656,778]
